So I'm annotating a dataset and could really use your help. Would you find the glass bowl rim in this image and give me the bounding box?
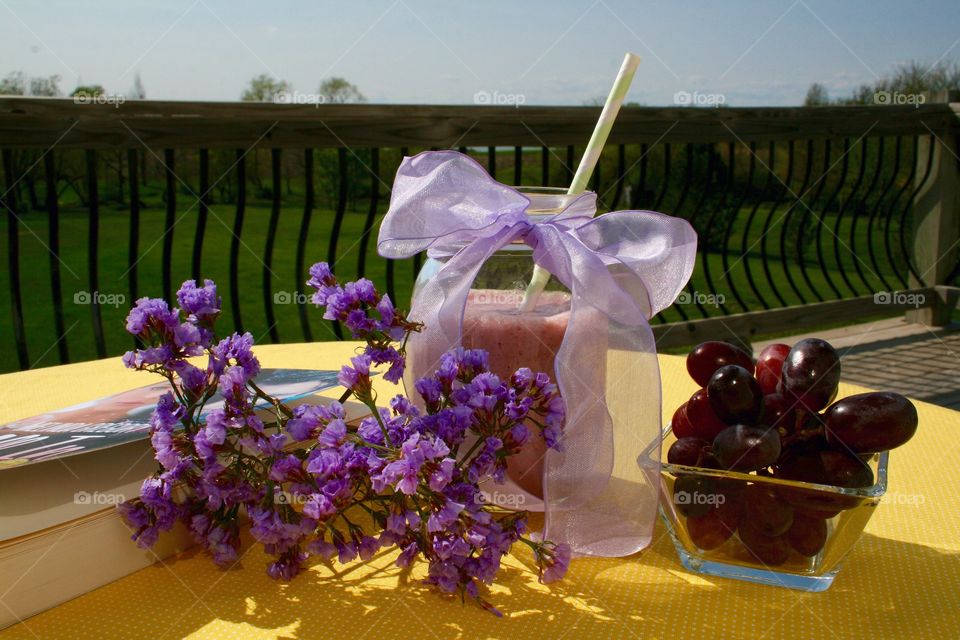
[646,423,889,499]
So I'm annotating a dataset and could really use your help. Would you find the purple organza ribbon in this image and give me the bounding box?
[378,150,697,557]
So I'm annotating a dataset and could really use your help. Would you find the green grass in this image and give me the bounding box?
[0,144,914,373]
[0,201,418,372]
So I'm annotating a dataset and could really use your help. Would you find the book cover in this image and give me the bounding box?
[0,368,341,469]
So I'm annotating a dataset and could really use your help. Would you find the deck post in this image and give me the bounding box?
[907,90,960,326]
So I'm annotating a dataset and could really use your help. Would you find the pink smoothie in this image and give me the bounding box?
[461,290,571,498]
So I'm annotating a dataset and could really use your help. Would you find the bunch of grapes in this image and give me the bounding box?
[667,339,918,566]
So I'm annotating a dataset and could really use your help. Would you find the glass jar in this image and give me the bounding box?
[410,187,578,499]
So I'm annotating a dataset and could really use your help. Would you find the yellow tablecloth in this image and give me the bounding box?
[1,342,958,640]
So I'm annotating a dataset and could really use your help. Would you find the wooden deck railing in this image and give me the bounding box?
[1,96,958,371]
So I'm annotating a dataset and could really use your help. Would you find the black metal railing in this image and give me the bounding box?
[1,98,958,372]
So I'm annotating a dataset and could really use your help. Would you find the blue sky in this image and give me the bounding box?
[1,0,958,105]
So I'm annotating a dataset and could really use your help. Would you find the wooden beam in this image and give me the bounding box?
[654,288,938,349]
[0,98,958,150]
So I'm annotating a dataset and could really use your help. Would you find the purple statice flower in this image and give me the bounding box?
[125,297,179,338]
[117,501,162,549]
[218,365,251,412]
[366,345,405,384]
[338,353,372,392]
[389,395,419,419]
[426,499,465,533]
[318,419,347,448]
[357,415,385,446]
[335,539,358,564]
[169,361,207,398]
[511,367,535,389]
[307,537,338,561]
[210,332,260,379]
[504,393,533,422]
[345,309,377,337]
[303,493,336,520]
[269,454,303,482]
[509,423,530,447]
[268,548,308,580]
[349,279,377,305]
[424,559,461,594]
[356,535,381,561]
[414,377,442,408]
[176,279,221,323]
[463,373,507,413]
[428,457,456,492]
[542,424,562,450]
[375,295,406,341]
[189,514,240,567]
[306,447,344,479]
[306,262,338,305]
[286,404,325,441]
[395,542,419,568]
[150,392,184,470]
[173,321,203,351]
[537,542,572,584]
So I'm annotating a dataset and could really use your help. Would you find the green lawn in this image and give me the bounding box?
[0,197,909,373]
[0,201,419,372]
[0,143,916,373]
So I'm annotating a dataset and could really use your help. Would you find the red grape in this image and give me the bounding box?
[708,365,764,425]
[775,449,874,488]
[686,341,754,387]
[737,522,791,566]
[686,389,728,441]
[762,393,796,433]
[673,476,717,518]
[687,509,735,550]
[786,513,828,556]
[671,402,696,439]
[823,391,918,453]
[781,338,841,412]
[743,484,794,536]
[756,343,791,395]
[715,490,744,530]
[667,437,711,466]
[712,425,781,471]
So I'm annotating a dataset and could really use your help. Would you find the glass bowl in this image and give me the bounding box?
[644,424,888,591]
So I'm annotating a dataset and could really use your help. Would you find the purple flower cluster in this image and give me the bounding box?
[308,262,419,384]
[119,269,571,615]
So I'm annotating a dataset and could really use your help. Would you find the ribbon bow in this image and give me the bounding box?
[378,151,697,557]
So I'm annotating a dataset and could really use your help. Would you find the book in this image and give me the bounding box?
[1,368,341,541]
[0,371,371,630]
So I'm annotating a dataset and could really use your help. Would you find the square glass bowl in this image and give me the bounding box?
[643,425,888,591]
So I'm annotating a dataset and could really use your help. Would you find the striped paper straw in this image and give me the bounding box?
[519,52,641,312]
